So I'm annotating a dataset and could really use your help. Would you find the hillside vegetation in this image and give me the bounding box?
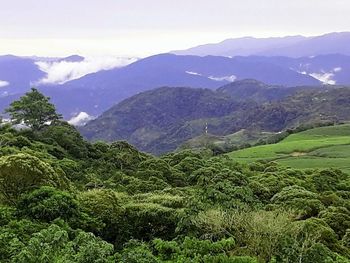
[81,84,350,154]
[1,90,350,262]
[178,129,276,153]
[229,124,350,173]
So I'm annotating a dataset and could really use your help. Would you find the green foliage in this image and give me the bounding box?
[11,224,114,263]
[271,186,324,219]
[16,186,79,223]
[191,209,293,262]
[5,88,62,130]
[0,103,350,262]
[77,189,125,241]
[229,124,350,174]
[117,237,258,263]
[0,153,62,203]
[123,202,181,242]
[38,121,89,159]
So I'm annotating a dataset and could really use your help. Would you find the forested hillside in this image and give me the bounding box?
[0,88,349,262]
[81,84,350,154]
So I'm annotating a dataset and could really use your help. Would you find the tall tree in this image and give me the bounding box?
[5,88,62,130]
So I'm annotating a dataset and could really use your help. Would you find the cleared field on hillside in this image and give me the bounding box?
[228,124,350,173]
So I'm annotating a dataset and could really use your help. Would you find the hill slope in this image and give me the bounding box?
[228,124,350,173]
[81,85,350,155]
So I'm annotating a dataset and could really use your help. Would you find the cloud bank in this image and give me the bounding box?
[0,80,9,87]
[35,56,137,85]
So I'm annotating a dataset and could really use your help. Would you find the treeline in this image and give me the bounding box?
[0,89,349,262]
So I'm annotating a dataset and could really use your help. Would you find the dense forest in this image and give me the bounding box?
[0,89,349,262]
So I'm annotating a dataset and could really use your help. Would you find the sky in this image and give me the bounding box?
[0,0,350,57]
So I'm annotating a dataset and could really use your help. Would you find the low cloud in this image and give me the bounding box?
[0,80,9,87]
[308,67,342,85]
[296,66,341,85]
[185,71,202,76]
[35,56,138,85]
[68,112,95,126]
[208,75,236,82]
[185,71,236,83]
[309,72,336,85]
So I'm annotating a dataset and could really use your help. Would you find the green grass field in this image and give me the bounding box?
[228,124,350,173]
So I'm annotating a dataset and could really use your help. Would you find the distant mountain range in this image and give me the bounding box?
[172,32,350,58]
[1,32,350,121]
[1,53,347,119]
[80,80,350,154]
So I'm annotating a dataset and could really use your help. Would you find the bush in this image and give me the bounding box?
[16,186,79,223]
[0,153,62,203]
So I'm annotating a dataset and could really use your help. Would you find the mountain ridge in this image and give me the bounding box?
[80,81,350,154]
[172,32,350,58]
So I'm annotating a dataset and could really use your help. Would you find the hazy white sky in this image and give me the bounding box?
[0,0,349,57]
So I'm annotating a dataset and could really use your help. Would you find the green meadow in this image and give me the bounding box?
[228,124,350,173]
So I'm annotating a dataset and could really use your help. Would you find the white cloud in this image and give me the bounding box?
[35,56,138,85]
[0,80,9,87]
[309,72,336,85]
[296,66,341,85]
[208,75,236,82]
[68,112,95,126]
[185,71,202,76]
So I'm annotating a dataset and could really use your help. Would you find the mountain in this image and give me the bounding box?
[0,55,45,96]
[80,82,350,155]
[173,32,350,58]
[33,54,319,118]
[217,79,322,103]
[0,54,86,97]
[80,86,245,153]
[4,52,350,120]
[172,36,306,57]
[259,32,350,57]
[233,54,350,85]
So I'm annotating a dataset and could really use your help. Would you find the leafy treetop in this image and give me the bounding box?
[5,88,62,130]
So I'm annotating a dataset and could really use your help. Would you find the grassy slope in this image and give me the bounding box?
[228,124,350,173]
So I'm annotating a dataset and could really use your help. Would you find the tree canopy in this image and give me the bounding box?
[0,98,349,262]
[5,88,62,130]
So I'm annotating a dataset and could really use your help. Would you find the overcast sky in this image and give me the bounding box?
[0,0,349,57]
